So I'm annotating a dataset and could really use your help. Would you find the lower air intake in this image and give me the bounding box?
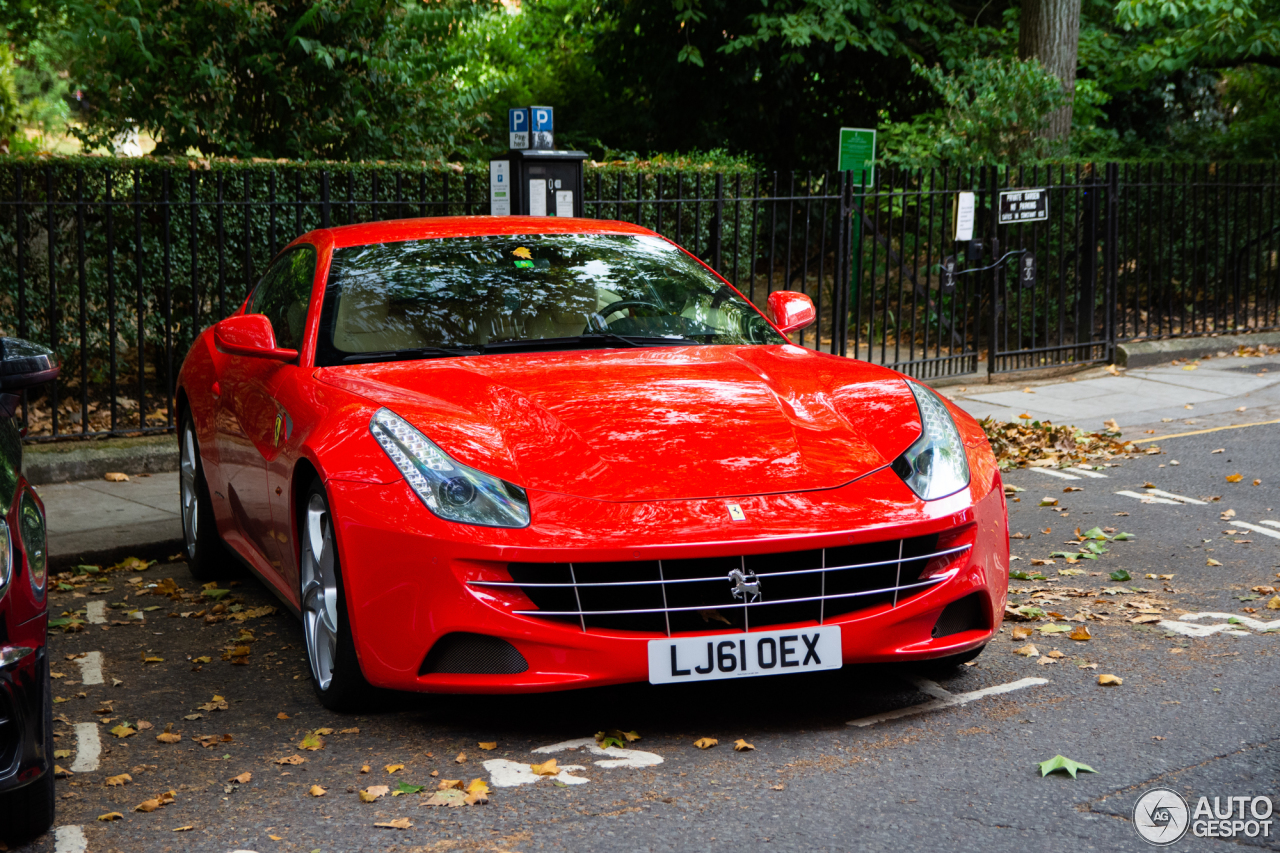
[419,633,529,675]
[931,593,987,639]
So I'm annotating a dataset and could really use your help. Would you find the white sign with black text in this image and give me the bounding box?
[998,188,1049,223]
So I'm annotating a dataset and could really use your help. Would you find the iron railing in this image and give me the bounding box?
[1,161,1277,441]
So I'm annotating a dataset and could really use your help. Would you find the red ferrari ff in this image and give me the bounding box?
[176,216,1008,710]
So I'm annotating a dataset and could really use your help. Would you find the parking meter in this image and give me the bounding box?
[490,148,587,218]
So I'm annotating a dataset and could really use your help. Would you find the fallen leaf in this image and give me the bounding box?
[309,785,326,797]
[299,731,325,751]
[454,751,467,764]
[1037,656,1057,666]
[466,778,490,796]
[385,764,404,775]
[313,727,334,736]
[424,789,467,807]
[1068,625,1092,641]
[1038,755,1097,779]
[437,779,464,790]
[512,246,532,259]
[1079,662,1098,669]
[530,758,559,776]
[359,785,390,803]
[1014,644,1040,657]
[53,749,71,759]
[1109,570,1131,582]
[430,770,439,777]
[98,812,124,821]
[1267,596,1280,610]
[156,732,182,744]
[1103,418,1120,432]
[375,818,413,829]
[1207,558,1223,566]
[1253,479,1262,486]
[1039,498,1059,507]
[771,783,785,791]
[135,721,153,731]
[1046,649,1066,659]
[110,725,136,739]
[274,755,305,766]
[1011,626,1033,640]
[339,727,360,735]
[106,773,132,787]
[142,656,163,664]
[1063,486,1083,493]
[1037,624,1072,634]
[693,737,718,749]
[104,472,129,482]
[359,764,370,774]
[229,772,251,784]
[134,791,176,813]
[733,739,755,751]
[173,826,194,832]
[1098,674,1123,686]
[395,782,425,795]
[276,712,289,720]
[54,765,72,778]
[478,742,497,751]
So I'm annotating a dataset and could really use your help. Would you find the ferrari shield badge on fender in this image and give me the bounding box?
[726,502,746,521]
[273,411,284,447]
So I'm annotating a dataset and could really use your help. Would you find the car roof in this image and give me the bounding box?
[316,216,659,249]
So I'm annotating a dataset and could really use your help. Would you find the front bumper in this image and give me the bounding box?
[328,461,1009,694]
[0,629,49,794]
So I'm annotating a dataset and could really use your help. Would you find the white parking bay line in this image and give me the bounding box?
[1231,521,1280,541]
[1259,520,1280,530]
[1115,491,1185,505]
[54,825,87,853]
[846,677,1048,727]
[1144,488,1207,505]
[84,601,107,624]
[70,722,101,773]
[77,651,103,686]
[1069,468,1110,479]
[1031,469,1081,480]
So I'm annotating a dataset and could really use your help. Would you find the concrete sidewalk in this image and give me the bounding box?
[34,351,1280,569]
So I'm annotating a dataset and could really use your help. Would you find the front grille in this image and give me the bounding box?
[420,633,529,675]
[475,534,966,635]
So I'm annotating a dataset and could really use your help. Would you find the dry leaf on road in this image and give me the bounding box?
[478,742,497,750]
[375,818,413,829]
[1226,474,1244,483]
[385,764,404,774]
[694,738,718,749]
[455,751,467,764]
[1014,644,1040,657]
[109,725,136,738]
[437,779,464,790]
[299,731,325,751]
[229,772,251,784]
[106,774,132,787]
[98,812,124,821]
[309,786,326,797]
[530,758,559,776]
[1068,625,1092,641]
[104,472,129,482]
[359,785,389,803]
[274,755,305,766]
[733,739,755,751]
[1098,674,1123,686]
[1011,626,1033,640]
[1207,558,1223,566]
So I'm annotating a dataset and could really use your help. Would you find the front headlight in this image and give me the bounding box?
[891,382,970,500]
[369,408,531,528]
[20,493,46,598]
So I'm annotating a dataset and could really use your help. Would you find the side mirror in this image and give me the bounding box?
[0,338,59,391]
[214,314,298,362]
[766,291,816,335]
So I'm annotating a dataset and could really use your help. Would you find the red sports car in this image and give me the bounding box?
[177,216,1008,710]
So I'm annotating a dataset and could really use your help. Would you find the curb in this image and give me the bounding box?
[50,537,185,573]
[1117,331,1280,368]
[23,434,177,486]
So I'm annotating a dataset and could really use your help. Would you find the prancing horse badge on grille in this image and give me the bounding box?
[728,568,761,603]
[726,503,746,521]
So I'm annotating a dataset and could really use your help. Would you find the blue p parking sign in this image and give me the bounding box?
[508,109,529,150]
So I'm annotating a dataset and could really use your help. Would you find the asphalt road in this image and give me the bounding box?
[14,423,1280,853]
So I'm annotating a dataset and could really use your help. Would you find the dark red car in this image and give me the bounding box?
[0,338,57,844]
[176,217,1008,711]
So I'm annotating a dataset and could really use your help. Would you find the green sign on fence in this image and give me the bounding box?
[837,127,876,187]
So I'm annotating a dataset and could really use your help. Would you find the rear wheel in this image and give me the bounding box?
[0,656,55,846]
[299,478,372,712]
[179,413,236,581]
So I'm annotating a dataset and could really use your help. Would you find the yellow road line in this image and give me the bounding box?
[1131,418,1280,443]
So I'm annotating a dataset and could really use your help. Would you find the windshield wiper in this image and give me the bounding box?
[480,334,700,353]
[339,345,482,364]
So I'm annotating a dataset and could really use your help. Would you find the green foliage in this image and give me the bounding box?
[60,0,499,161]
[0,44,17,151]
[878,57,1070,168]
[1115,0,1280,73]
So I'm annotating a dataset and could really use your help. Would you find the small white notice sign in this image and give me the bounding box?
[953,191,975,241]
[529,179,547,216]
[555,190,574,218]
[489,160,510,216]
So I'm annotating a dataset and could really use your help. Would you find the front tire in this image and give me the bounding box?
[0,656,55,846]
[299,478,371,712]
[179,412,236,582]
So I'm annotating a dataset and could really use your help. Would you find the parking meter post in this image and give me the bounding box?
[848,170,867,360]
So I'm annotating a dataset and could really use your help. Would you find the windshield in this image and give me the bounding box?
[315,233,784,364]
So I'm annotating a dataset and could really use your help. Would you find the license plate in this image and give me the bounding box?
[647,626,842,685]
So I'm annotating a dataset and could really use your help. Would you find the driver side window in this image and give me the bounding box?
[249,247,317,351]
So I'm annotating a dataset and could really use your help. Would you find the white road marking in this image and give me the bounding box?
[70,722,101,772]
[1031,468,1081,480]
[1258,520,1280,530]
[84,601,107,624]
[907,676,954,700]
[77,651,103,686]
[1231,521,1280,541]
[484,758,589,788]
[1143,488,1207,505]
[1115,491,1184,505]
[1069,467,1110,479]
[532,737,664,769]
[846,677,1048,727]
[1158,612,1280,638]
[53,825,87,853]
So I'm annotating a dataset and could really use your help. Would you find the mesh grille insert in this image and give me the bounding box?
[931,592,987,638]
[420,633,529,675]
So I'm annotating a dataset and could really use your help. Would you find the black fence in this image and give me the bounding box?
[1,160,1277,441]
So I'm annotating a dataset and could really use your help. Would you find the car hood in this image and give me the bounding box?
[316,345,921,502]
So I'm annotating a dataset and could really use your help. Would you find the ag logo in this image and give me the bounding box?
[1133,787,1190,845]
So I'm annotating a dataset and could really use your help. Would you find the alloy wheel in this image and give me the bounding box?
[301,492,340,691]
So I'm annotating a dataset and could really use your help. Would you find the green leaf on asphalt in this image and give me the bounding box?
[1084,542,1108,555]
[1111,532,1136,541]
[201,588,231,600]
[1010,571,1045,580]
[75,565,100,574]
[1038,624,1072,634]
[1038,755,1097,779]
[1016,606,1045,619]
[1081,527,1108,540]
[1109,570,1131,582]
[1228,616,1243,624]
[395,782,425,794]
[1049,551,1076,559]
[1238,593,1260,601]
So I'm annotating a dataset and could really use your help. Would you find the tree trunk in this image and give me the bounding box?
[1018,0,1082,140]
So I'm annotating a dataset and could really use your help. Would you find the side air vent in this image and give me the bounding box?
[419,633,529,675]
[931,593,987,639]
